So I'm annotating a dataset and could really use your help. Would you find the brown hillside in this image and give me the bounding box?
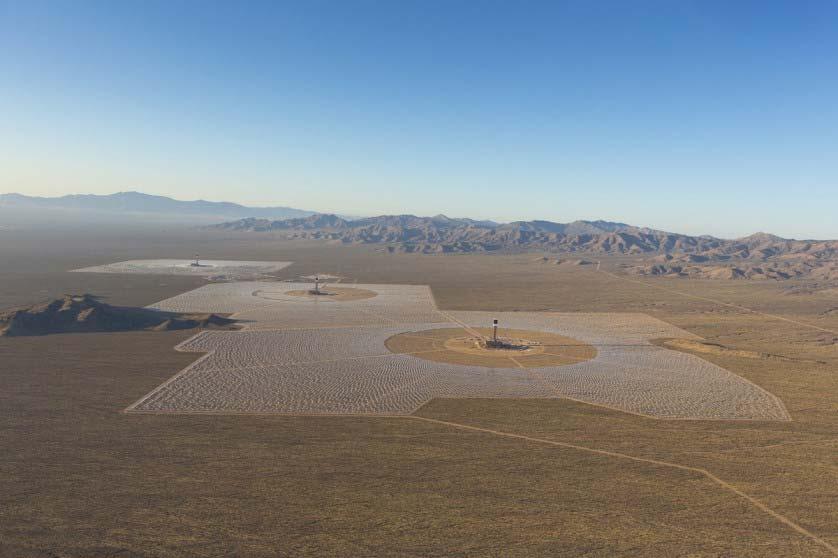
[0,294,238,337]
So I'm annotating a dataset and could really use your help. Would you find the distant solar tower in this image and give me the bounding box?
[314,276,320,294]
[493,318,498,343]
[192,253,200,267]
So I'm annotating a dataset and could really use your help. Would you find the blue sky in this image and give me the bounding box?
[1,0,837,238]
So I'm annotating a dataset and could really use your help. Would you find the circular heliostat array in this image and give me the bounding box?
[282,287,378,301]
[385,327,597,368]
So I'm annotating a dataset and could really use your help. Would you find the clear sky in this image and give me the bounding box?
[1,0,837,238]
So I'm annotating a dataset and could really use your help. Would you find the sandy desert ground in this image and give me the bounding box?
[1,226,837,557]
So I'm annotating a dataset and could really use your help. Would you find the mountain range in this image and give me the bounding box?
[214,214,838,281]
[211,213,753,254]
[3,192,836,280]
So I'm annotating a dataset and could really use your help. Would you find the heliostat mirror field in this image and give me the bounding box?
[126,281,789,420]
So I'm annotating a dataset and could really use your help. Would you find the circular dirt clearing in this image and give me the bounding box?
[385,327,596,368]
[282,287,378,301]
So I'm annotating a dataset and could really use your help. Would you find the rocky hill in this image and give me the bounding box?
[213,214,838,280]
[0,294,238,337]
[619,233,838,281]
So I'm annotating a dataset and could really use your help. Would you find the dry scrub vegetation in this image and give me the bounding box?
[2,231,837,556]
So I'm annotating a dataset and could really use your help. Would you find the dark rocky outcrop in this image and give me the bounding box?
[0,294,238,337]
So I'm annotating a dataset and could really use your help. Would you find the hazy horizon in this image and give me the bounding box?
[3,1,838,239]
[1,189,823,242]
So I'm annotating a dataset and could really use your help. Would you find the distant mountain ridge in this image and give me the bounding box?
[5,192,836,280]
[0,191,315,220]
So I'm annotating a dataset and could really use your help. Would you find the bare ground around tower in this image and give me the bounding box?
[385,327,597,368]
[281,286,378,301]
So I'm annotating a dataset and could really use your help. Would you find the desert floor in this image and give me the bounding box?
[1,225,837,557]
